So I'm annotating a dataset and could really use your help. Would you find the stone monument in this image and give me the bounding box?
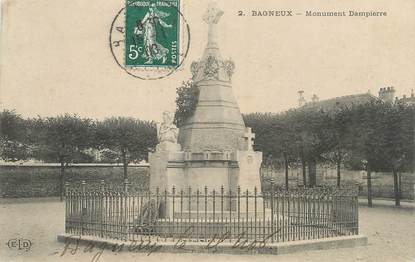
[149,3,263,217]
[156,111,181,152]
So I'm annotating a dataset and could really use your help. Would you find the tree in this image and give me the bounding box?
[174,80,199,127]
[244,112,276,156]
[377,102,414,206]
[346,101,415,207]
[97,117,157,181]
[245,112,303,189]
[98,148,120,163]
[31,114,95,200]
[0,110,30,161]
[290,109,333,187]
[245,109,333,188]
[348,101,388,207]
[247,100,414,200]
[322,107,354,187]
[271,113,298,189]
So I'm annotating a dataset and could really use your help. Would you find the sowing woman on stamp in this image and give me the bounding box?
[134,3,173,64]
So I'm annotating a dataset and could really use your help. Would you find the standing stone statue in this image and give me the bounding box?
[156,111,181,152]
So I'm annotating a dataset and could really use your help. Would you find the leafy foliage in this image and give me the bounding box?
[0,110,31,161]
[244,101,415,188]
[1,98,413,199]
[97,117,157,162]
[245,110,332,165]
[96,117,157,179]
[174,80,199,127]
[28,114,96,200]
[30,114,96,164]
[347,101,415,172]
[0,111,158,196]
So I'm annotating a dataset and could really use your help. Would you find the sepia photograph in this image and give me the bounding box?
[0,0,414,261]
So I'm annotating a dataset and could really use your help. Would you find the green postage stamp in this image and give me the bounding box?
[125,0,180,67]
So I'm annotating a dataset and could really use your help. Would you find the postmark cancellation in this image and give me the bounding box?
[110,0,190,79]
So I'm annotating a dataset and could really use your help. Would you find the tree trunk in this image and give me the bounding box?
[393,169,400,207]
[308,159,317,187]
[301,157,307,187]
[284,155,289,190]
[367,167,372,207]
[122,150,128,181]
[60,161,65,202]
[336,160,341,187]
[398,172,402,202]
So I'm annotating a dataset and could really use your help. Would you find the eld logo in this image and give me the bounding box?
[7,238,32,252]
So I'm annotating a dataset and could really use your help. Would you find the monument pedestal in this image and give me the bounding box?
[149,148,263,219]
[235,150,262,191]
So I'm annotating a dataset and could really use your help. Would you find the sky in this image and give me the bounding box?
[1,0,414,123]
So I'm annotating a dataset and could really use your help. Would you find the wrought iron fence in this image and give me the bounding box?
[64,181,359,244]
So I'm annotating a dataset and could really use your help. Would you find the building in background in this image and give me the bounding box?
[297,87,415,111]
[399,89,415,106]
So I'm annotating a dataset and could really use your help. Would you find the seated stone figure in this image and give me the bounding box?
[156,111,181,152]
[132,199,160,234]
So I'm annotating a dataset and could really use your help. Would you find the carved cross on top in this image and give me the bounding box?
[202,2,224,47]
[244,127,256,151]
[203,2,224,25]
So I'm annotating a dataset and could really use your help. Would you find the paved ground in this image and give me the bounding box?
[0,198,414,262]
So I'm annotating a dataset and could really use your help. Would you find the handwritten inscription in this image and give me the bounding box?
[59,227,282,261]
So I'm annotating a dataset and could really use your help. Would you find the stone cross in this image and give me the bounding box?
[244,127,255,151]
[203,2,224,47]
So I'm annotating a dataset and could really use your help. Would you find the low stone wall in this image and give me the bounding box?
[0,164,149,198]
[1,163,413,200]
[261,168,414,200]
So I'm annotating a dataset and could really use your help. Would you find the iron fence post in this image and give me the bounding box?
[245,189,249,225]
[196,188,200,240]
[229,188,232,241]
[254,186,257,241]
[124,178,129,193]
[204,186,208,241]
[180,189,183,236]
[81,180,86,194]
[123,179,129,240]
[355,192,359,235]
[81,180,86,235]
[64,182,70,198]
[213,189,216,222]
[188,187,191,223]
[221,185,224,225]
[100,180,105,238]
[270,182,274,243]
[172,186,176,241]
[156,187,159,240]
[237,186,241,238]
[64,182,69,233]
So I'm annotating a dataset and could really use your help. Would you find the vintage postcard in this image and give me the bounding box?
[0,0,414,262]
